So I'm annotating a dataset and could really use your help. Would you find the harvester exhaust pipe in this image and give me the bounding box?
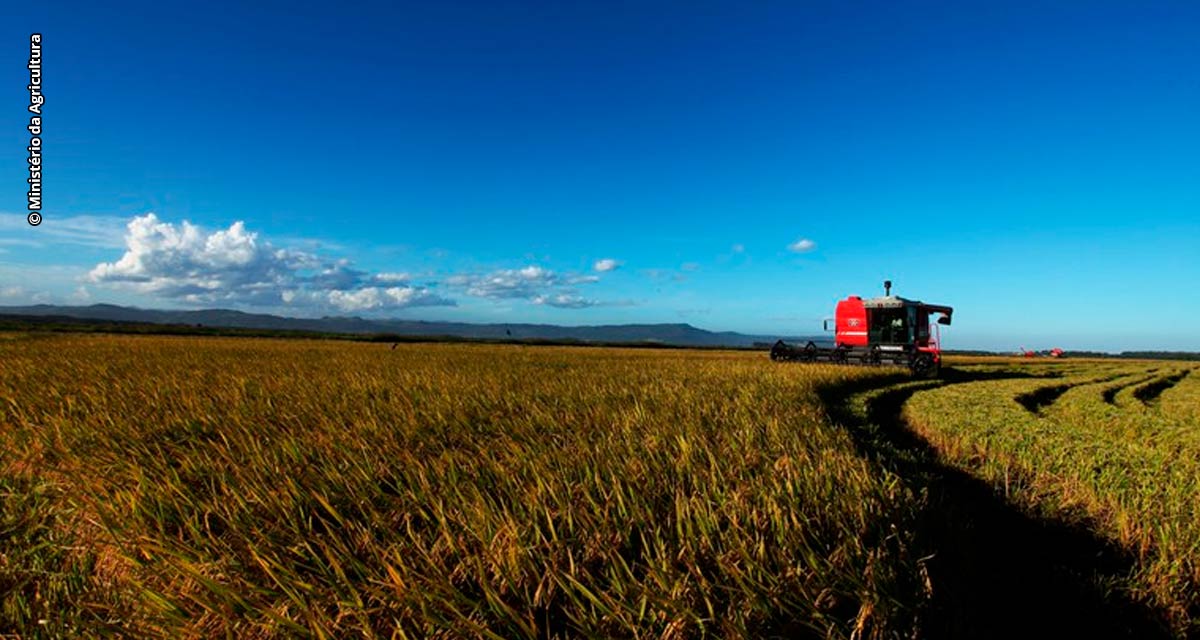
[884,280,892,296]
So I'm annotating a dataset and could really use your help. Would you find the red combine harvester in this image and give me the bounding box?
[1019,347,1066,358]
[770,281,953,378]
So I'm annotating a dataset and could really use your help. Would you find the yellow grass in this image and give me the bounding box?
[0,334,921,638]
[904,360,1200,632]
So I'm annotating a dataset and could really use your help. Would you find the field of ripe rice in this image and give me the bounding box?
[905,360,1200,635]
[0,335,923,639]
[4,334,1199,639]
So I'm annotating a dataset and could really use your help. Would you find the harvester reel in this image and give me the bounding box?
[769,340,788,362]
[802,342,818,362]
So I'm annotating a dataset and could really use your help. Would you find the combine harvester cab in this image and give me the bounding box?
[770,281,953,378]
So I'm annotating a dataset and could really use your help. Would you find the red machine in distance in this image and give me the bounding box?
[1019,347,1066,358]
[770,281,954,378]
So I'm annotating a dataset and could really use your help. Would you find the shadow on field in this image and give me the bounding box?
[1133,369,1191,405]
[818,368,1175,640]
[1014,383,1074,414]
[1104,375,1159,404]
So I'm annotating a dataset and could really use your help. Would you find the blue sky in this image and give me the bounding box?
[3,1,1198,351]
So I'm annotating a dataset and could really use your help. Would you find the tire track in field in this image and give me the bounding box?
[818,368,1174,640]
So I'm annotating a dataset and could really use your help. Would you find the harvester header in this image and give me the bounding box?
[770,281,953,378]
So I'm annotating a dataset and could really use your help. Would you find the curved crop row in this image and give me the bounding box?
[1110,368,1190,409]
[1159,368,1200,423]
[904,362,1200,634]
[1133,370,1192,405]
[1043,370,1161,420]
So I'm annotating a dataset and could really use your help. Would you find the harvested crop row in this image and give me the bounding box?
[1159,369,1200,423]
[1109,368,1188,409]
[904,363,1200,634]
[1043,370,1164,420]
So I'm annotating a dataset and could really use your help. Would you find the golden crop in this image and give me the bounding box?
[0,335,919,639]
[905,360,1200,634]
[3,334,1198,638]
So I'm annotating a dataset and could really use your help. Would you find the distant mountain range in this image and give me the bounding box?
[0,304,821,348]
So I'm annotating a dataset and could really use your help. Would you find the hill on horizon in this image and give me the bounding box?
[0,303,820,348]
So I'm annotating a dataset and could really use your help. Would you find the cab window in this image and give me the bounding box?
[868,307,910,344]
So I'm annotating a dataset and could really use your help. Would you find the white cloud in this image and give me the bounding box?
[533,294,598,309]
[88,214,453,312]
[519,265,547,279]
[448,264,608,308]
[453,265,563,300]
[326,286,444,312]
[732,243,745,254]
[787,238,817,253]
[0,286,54,304]
[593,258,621,272]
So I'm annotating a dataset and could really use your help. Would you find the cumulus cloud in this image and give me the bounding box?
[448,264,608,309]
[89,214,453,312]
[787,238,817,253]
[593,258,621,272]
[326,286,445,312]
[449,265,560,300]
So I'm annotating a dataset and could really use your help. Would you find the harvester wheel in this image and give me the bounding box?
[911,354,938,379]
[868,345,882,365]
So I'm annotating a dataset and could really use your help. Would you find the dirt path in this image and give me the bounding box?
[818,369,1175,639]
